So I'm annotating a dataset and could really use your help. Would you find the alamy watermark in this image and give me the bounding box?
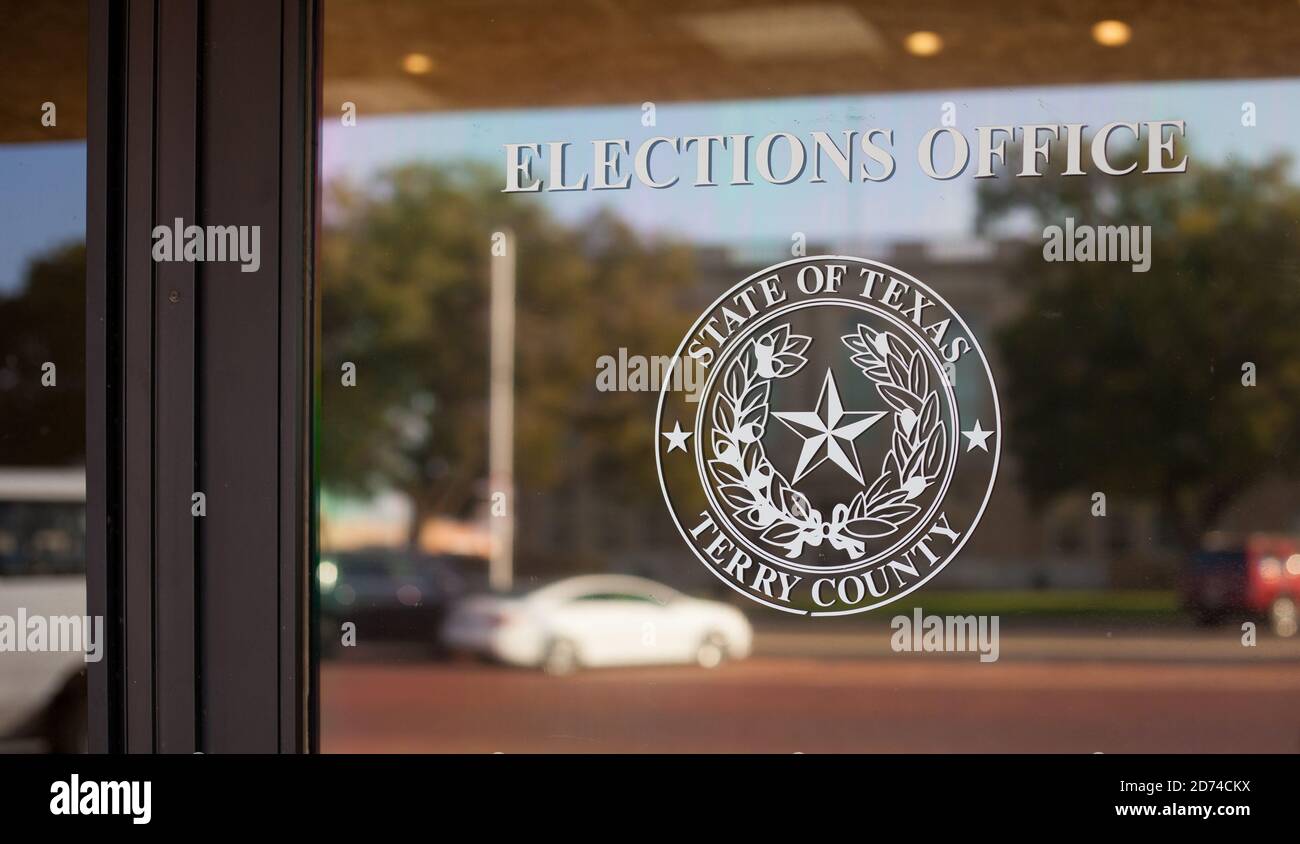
[0,609,103,663]
[50,776,151,825]
[151,218,261,273]
[1043,217,1151,272]
[596,348,704,401]
[890,609,1000,662]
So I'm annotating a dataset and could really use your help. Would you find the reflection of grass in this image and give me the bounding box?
[776,589,1182,621]
[905,590,1181,621]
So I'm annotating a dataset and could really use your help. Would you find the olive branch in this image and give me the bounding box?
[705,322,946,561]
[841,323,947,537]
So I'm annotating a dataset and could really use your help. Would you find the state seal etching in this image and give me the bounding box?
[655,256,1000,615]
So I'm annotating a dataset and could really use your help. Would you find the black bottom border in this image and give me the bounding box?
[2,753,1286,831]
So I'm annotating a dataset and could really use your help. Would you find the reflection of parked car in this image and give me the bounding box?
[318,549,485,656]
[1183,534,1300,636]
[442,575,753,674]
[0,468,87,751]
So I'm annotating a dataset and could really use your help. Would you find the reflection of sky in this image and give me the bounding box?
[0,141,86,294]
[2,80,1294,296]
[323,78,1300,247]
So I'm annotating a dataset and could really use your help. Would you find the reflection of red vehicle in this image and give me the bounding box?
[1183,535,1299,636]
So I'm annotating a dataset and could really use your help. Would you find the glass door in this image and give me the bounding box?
[316,0,1300,753]
[0,0,89,754]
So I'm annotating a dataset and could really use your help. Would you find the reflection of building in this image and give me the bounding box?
[320,491,492,559]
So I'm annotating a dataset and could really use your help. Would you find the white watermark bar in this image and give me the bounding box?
[50,776,151,825]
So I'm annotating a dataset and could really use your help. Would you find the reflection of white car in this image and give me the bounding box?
[0,468,87,751]
[442,575,752,674]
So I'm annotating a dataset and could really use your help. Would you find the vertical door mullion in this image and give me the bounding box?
[86,0,125,755]
[88,0,318,754]
[154,0,200,754]
[278,0,318,753]
[122,0,157,753]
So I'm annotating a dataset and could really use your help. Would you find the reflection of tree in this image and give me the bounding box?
[979,149,1300,551]
[0,241,85,466]
[321,164,696,552]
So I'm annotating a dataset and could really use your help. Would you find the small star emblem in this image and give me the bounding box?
[662,421,692,453]
[962,420,994,452]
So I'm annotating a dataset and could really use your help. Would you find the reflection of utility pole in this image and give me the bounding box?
[488,230,516,591]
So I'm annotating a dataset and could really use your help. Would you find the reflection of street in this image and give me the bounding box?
[322,628,1300,753]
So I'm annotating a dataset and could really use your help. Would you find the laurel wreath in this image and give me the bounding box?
[706,322,946,561]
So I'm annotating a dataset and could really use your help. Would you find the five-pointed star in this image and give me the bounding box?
[661,420,692,453]
[962,420,994,452]
[773,369,887,485]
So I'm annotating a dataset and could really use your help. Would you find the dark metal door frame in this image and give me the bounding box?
[86,0,319,753]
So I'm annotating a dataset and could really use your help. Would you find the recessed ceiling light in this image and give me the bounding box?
[1091,20,1131,47]
[680,5,884,60]
[903,31,943,57]
[402,53,434,75]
